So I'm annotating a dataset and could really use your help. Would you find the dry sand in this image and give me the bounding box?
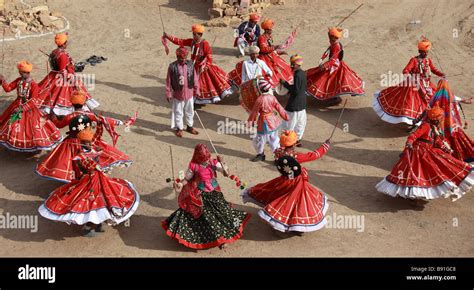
[0,0,473,257]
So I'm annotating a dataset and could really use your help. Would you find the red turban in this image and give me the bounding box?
[176,46,189,59]
[191,144,211,164]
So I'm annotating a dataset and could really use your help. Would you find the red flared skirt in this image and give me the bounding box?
[196,64,233,104]
[38,71,99,115]
[38,170,139,225]
[306,61,364,101]
[258,53,293,85]
[373,81,435,125]
[36,137,132,183]
[448,129,474,162]
[0,99,62,152]
[243,172,328,232]
[228,61,244,87]
[376,142,473,200]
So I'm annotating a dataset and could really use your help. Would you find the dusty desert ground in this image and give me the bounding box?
[0,0,473,257]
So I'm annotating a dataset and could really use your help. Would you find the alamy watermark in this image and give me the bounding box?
[325,212,365,233]
[0,212,38,233]
[217,118,257,138]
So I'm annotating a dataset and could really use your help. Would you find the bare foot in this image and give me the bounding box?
[219,243,228,250]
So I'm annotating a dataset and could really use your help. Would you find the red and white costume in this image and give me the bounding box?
[376,122,473,200]
[38,48,99,115]
[0,77,62,152]
[241,142,330,232]
[165,35,233,104]
[257,33,293,85]
[373,56,444,125]
[247,92,288,154]
[36,111,131,183]
[306,42,364,101]
[39,148,139,225]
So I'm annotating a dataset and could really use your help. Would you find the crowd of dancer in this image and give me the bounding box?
[0,11,472,250]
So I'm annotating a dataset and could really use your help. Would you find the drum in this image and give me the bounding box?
[275,82,289,96]
[240,78,260,113]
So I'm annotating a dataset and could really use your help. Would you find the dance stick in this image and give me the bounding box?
[158,5,166,33]
[335,3,364,27]
[194,110,219,155]
[169,145,179,196]
[328,99,348,140]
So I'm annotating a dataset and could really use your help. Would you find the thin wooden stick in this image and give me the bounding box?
[328,99,348,140]
[335,3,364,27]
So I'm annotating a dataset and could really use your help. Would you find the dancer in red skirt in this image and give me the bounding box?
[162,144,250,250]
[36,92,133,183]
[306,27,364,103]
[163,25,233,104]
[428,80,474,162]
[0,61,62,152]
[38,128,140,236]
[376,105,473,202]
[38,33,99,115]
[241,130,331,234]
[256,19,293,86]
[373,37,445,125]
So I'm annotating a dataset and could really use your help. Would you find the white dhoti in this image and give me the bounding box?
[171,98,194,130]
[237,38,250,56]
[252,131,280,155]
[285,109,307,140]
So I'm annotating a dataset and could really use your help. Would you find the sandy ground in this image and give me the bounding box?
[0,0,473,257]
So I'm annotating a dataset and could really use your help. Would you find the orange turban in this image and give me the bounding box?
[249,13,261,22]
[77,128,94,142]
[328,27,343,39]
[427,105,444,121]
[418,38,432,52]
[55,33,68,46]
[192,24,205,34]
[280,130,298,147]
[17,60,33,73]
[70,91,87,106]
[261,19,274,30]
[290,54,303,65]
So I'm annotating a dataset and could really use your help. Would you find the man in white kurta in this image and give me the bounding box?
[241,46,273,83]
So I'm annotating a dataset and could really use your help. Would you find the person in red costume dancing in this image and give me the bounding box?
[36,91,134,183]
[241,130,331,235]
[38,127,140,237]
[306,27,364,105]
[38,33,99,116]
[427,80,474,162]
[257,19,293,86]
[163,25,233,104]
[373,37,445,125]
[247,79,288,162]
[0,61,62,152]
[376,105,473,203]
[162,144,250,250]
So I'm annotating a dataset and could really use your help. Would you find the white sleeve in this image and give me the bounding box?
[185,168,194,181]
[261,60,273,77]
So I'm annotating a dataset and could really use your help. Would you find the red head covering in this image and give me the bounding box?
[191,144,211,164]
[249,13,261,22]
[176,46,189,59]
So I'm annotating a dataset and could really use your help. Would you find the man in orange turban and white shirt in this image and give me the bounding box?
[166,47,200,138]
